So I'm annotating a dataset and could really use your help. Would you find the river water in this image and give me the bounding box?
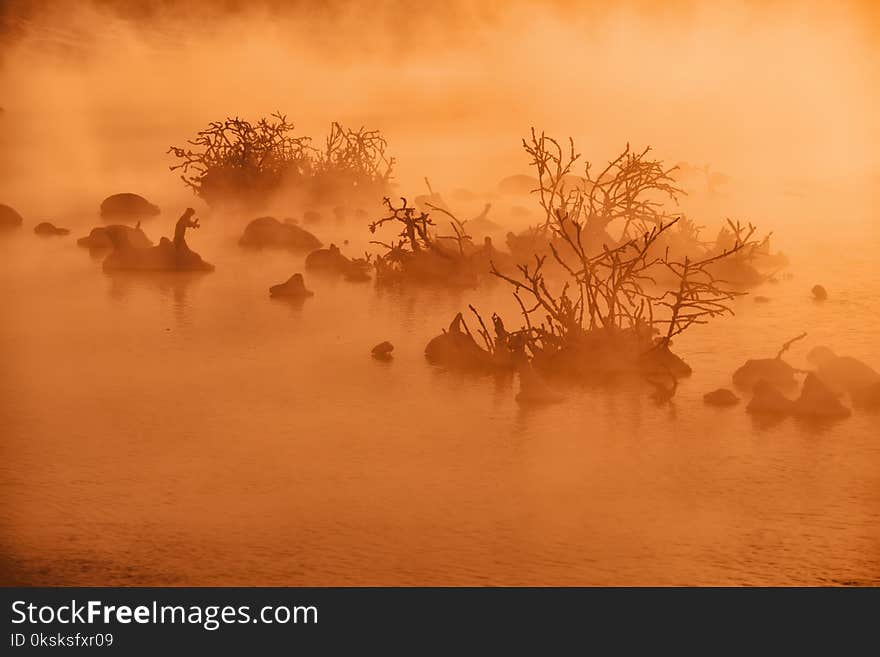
[1,194,878,586]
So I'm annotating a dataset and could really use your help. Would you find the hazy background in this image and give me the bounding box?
[2,1,879,586]
[1,0,878,230]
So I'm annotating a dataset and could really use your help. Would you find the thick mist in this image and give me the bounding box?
[1,0,878,231]
[2,1,880,588]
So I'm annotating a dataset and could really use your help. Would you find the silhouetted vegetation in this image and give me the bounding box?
[168,113,394,208]
[368,196,494,287]
[427,131,763,397]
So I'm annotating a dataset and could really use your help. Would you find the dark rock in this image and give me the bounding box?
[269,273,313,298]
[102,209,212,272]
[306,244,372,281]
[753,295,771,303]
[100,193,160,221]
[792,373,851,419]
[0,203,23,230]
[77,224,152,250]
[806,346,880,396]
[733,358,798,391]
[343,259,372,282]
[371,341,394,360]
[703,388,740,407]
[306,243,353,272]
[425,314,497,372]
[239,216,322,252]
[640,346,692,379]
[103,237,213,272]
[811,284,828,301]
[747,380,794,415]
[34,222,70,236]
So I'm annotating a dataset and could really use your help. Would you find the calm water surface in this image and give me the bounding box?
[1,208,878,585]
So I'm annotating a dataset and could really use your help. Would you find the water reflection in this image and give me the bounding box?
[0,226,878,586]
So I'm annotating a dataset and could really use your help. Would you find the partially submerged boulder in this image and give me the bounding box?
[78,224,152,250]
[811,284,828,301]
[306,243,350,271]
[239,216,322,252]
[34,222,70,236]
[747,380,794,415]
[269,273,313,299]
[100,193,160,221]
[305,243,370,281]
[791,373,851,419]
[371,341,394,361]
[733,358,798,391]
[102,209,213,272]
[806,346,880,396]
[0,203,23,230]
[703,388,740,407]
[425,313,499,372]
[747,374,851,419]
[103,239,213,272]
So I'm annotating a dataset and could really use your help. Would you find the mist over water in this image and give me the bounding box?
[1,1,878,585]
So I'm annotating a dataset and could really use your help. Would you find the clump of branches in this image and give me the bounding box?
[168,113,395,207]
[651,249,749,349]
[168,113,311,207]
[367,197,483,286]
[522,129,683,241]
[369,196,436,254]
[485,130,758,386]
[314,123,395,189]
[490,222,678,365]
[709,218,769,260]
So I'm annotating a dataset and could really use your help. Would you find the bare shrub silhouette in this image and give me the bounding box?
[168,113,394,208]
[434,130,755,394]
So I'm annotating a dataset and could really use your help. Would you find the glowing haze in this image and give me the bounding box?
[1,0,878,217]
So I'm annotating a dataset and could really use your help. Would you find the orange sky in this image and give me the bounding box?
[1,0,878,209]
